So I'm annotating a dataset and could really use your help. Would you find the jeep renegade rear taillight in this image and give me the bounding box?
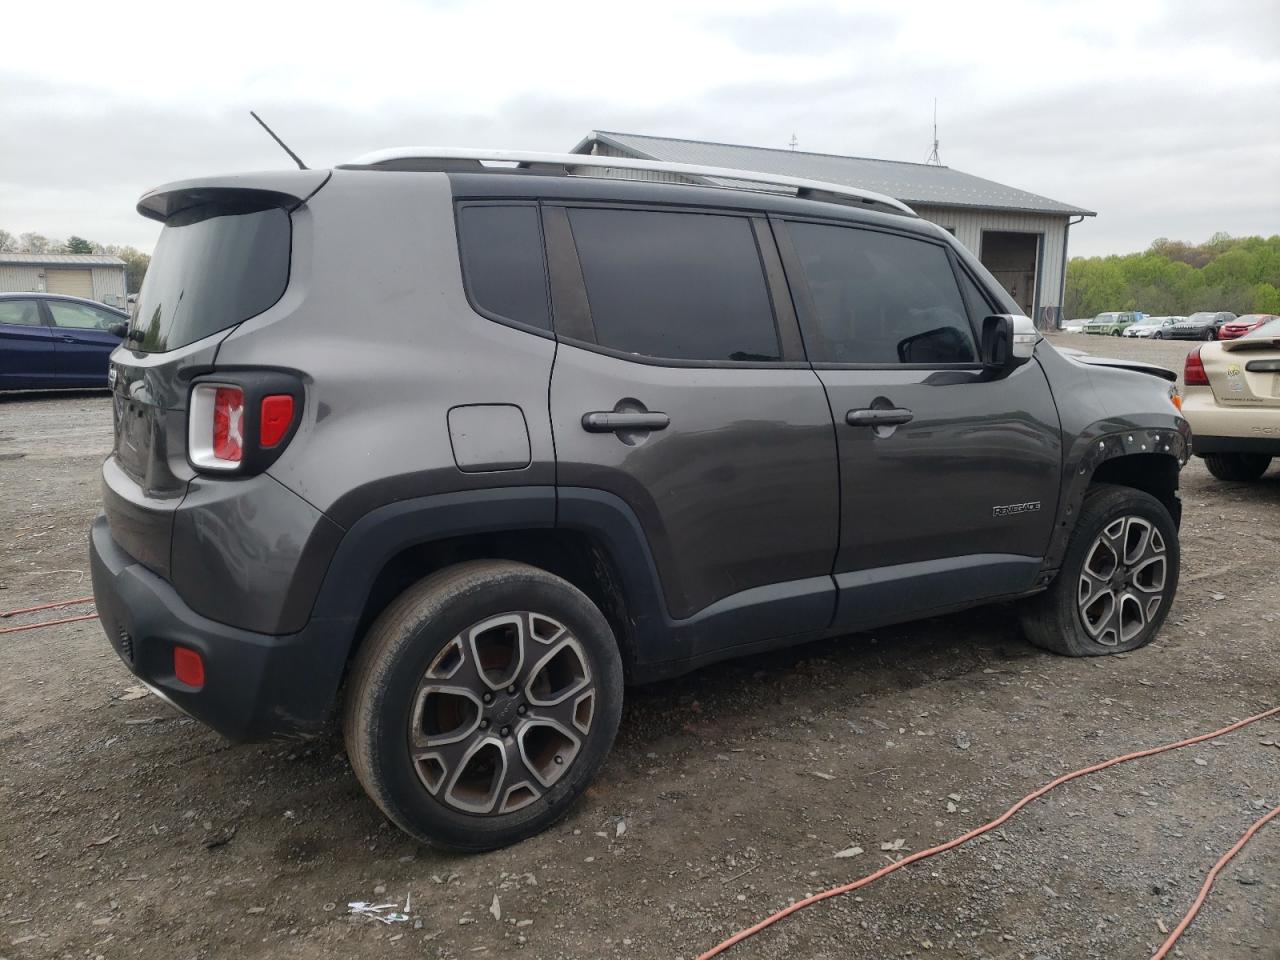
[188,373,302,475]
[1184,348,1210,387]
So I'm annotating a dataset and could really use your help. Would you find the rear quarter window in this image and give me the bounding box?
[455,204,551,332]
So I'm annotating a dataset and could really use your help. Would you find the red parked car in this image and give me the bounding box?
[1218,314,1278,340]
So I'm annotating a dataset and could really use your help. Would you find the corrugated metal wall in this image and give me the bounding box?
[0,264,127,307]
[91,267,127,307]
[0,264,44,292]
[912,205,1068,322]
[576,142,704,184]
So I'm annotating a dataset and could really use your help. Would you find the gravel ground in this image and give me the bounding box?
[1,335,1276,960]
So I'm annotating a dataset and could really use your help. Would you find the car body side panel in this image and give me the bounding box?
[213,172,558,527]
[0,317,56,388]
[550,343,840,622]
[1034,342,1190,575]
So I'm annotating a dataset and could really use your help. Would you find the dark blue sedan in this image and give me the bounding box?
[0,293,128,390]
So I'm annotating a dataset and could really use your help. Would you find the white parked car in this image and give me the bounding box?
[1123,316,1187,339]
[1182,318,1280,480]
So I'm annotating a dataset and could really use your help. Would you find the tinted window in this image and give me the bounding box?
[568,208,779,362]
[47,301,122,330]
[0,300,41,326]
[132,204,291,353]
[957,269,993,320]
[457,204,550,331]
[788,222,977,364]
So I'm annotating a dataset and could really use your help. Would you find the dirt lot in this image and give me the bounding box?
[1,333,1276,960]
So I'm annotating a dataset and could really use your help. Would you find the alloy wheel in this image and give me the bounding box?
[408,612,596,815]
[1077,516,1168,646]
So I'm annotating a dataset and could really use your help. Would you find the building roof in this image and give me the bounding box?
[0,252,126,267]
[571,131,1095,218]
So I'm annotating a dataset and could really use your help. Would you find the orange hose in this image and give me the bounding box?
[697,705,1280,960]
[0,612,99,635]
[0,595,94,618]
[1150,803,1280,960]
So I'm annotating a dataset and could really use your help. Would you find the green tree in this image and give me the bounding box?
[1066,233,1280,318]
[115,247,151,293]
[64,235,94,254]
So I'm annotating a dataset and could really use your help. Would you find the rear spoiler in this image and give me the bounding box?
[137,170,331,222]
[1221,335,1280,352]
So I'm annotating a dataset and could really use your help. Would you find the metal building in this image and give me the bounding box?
[570,131,1095,328]
[0,253,128,309]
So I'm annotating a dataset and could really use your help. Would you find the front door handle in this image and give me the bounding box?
[59,335,80,343]
[582,411,670,433]
[846,407,914,427]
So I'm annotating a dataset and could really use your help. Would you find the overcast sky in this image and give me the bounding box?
[2,0,1276,257]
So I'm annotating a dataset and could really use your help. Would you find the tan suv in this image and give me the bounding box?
[1182,318,1280,480]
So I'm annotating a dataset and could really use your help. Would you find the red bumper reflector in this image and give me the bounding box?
[173,645,206,688]
[259,394,295,448]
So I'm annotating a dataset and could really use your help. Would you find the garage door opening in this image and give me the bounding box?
[44,268,95,299]
[980,231,1039,319]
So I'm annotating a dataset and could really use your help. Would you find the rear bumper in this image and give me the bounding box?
[90,514,344,742]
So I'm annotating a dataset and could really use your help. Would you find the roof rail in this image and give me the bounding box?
[342,147,917,217]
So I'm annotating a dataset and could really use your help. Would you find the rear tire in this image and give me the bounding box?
[1020,484,1178,657]
[344,560,624,851]
[1203,452,1272,481]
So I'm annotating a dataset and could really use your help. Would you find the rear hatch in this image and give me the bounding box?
[104,170,327,576]
[1205,334,1280,408]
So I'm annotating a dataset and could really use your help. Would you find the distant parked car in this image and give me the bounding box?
[1217,314,1277,340]
[1082,311,1142,336]
[1183,318,1280,480]
[0,293,127,390]
[1062,318,1090,333]
[1123,316,1186,339]
[1164,311,1236,341]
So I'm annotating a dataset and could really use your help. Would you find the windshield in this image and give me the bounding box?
[130,203,291,353]
[1187,312,1216,323]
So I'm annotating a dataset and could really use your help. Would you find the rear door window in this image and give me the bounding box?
[132,204,291,352]
[786,222,977,365]
[456,204,551,331]
[0,300,42,326]
[567,207,780,363]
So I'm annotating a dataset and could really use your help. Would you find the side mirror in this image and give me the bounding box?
[108,323,128,338]
[980,314,1037,377]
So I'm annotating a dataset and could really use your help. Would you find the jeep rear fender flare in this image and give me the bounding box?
[305,485,673,676]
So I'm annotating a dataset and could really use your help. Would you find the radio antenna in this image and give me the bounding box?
[926,99,941,165]
[250,111,309,170]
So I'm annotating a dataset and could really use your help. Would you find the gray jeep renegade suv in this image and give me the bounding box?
[90,150,1190,850]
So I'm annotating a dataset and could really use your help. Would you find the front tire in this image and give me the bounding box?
[1203,328,1216,341]
[1203,452,1272,481]
[344,560,624,851]
[1020,484,1178,657]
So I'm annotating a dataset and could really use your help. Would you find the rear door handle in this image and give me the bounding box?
[59,335,80,343]
[846,408,914,427]
[582,411,670,433]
